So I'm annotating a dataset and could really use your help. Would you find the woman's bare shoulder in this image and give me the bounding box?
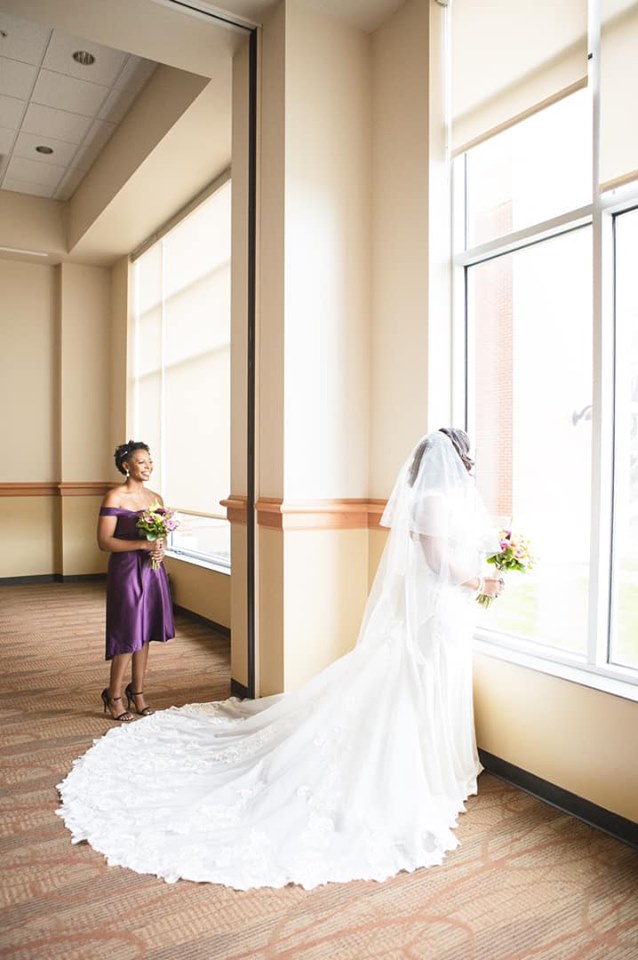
[101,485,127,508]
[146,488,164,506]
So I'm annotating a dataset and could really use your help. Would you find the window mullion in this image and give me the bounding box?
[587,0,613,669]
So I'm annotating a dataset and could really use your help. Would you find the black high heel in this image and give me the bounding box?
[125,683,154,716]
[101,689,135,722]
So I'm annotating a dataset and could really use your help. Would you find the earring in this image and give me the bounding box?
[125,469,130,478]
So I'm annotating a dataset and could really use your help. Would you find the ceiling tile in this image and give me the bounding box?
[0,56,38,100]
[0,94,25,129]
[114,57,156,92]
[98,86,137,125]
[42,32,128,86]
[54,166,86,201]
[1,22,162,208]
[22,103,92,144]
[85,119,116,152]
[0,12,52,66]
[6,155,66,187]
[71,142,100,173]
[2,177,55,198]
[31,69,109,117]
[14,131,79,167]
[0,126,17,154]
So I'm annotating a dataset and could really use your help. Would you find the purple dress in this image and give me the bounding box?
[100,507,175,660]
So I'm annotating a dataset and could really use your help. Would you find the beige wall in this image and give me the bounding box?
[60,497,108,577]
[258,0,287,501]
[0,192,65,261]
[284,529,369,690]
[67,66,209,253]
[258,527,285,696]
[474,655,638,822]
[284,0,371,499]
[59,263,112,482]
[227,40,251,686]
[164,557,230,630]
[0,254,114,578]
[370,0,431,497]
[0,498,57,578]
[255,0,372,695]
[229,525,248,685]
[0,260,58,483]
[110,257,130,453]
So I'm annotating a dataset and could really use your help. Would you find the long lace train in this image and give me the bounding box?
[57,598,480,891]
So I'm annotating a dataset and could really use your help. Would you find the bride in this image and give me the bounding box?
[57,428,504,890]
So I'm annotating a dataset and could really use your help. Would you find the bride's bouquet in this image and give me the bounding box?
[137,503,180,570]
[477,528,535,607]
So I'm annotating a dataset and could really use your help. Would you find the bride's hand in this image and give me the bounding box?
[483,577,505,599]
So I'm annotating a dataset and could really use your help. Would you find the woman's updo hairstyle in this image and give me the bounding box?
[407,427,473,486]
[114,440,150,476]
[438,427,474,473]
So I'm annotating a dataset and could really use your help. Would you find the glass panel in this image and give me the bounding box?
[610,206,638,669]
[465,88,591,248]
[132,182,232,541]
[163,183,231,516]
[169,513,231,569]
[468,226,593,653]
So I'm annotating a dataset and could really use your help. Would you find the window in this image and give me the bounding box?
[467,226,592,655]
[610,206,638,670]
[465,88,591,248]
[456,88,638,694]
[132,178,231,572]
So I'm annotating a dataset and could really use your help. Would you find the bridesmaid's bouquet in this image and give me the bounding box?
[137,503,180,570]
[477,528,535,607]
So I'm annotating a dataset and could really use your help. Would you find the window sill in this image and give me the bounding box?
[473,633,638,703]
[165,549,231,576]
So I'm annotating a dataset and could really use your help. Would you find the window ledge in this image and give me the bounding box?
[165,549,230,576]
[473,634,638,703]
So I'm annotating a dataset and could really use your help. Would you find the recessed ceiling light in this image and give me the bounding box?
[72,50,96,66]
[35,145,54,155]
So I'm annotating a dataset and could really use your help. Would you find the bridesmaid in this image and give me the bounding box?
[97,440,175,722]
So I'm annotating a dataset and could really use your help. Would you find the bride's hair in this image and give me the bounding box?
[438,427,473,473]
[114,439,150,475]
[407,428,473,486]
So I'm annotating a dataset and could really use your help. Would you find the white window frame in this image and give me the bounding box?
[452,79,638,702]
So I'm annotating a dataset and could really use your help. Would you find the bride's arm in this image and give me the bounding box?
[414,533,502,597]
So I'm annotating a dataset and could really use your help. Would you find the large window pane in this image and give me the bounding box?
[465,89,591,248]
[133,180,231,568]
[468,227,592,653]
[610,206,638,669]
[170,513,230,570]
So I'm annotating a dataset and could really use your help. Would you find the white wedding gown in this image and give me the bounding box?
[57,433,494,890]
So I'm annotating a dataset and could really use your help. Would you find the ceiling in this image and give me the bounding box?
[0,0,408,264]
[0,10,157,201]
[190,0,407,32]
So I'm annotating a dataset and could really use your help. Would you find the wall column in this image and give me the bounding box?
[256,0,372,694]
[57,262,112,576]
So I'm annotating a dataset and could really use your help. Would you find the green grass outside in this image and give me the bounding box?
[479,568,638,669]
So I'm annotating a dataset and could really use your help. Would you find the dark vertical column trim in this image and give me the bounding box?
[246,28,258,699]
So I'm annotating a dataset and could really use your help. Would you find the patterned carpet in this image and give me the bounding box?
[0,581,637,960]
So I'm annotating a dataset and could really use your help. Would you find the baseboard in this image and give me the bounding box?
[479,749,638,850]
[230,678,250,699]
[55,573,106,583]
[0,573,106,585]
[173,604,230,640]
